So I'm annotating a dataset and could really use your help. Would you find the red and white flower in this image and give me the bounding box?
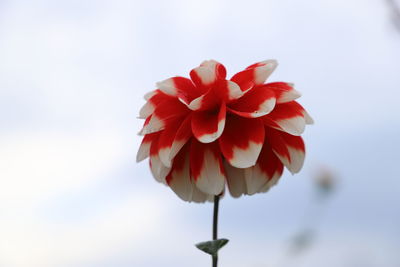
[137,60,313,202]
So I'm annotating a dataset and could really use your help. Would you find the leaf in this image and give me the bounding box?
[195,238,229,256]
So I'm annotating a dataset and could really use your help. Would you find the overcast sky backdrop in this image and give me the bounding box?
[1,0,400,266]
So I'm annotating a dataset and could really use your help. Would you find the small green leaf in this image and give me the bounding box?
[195,239,229,256]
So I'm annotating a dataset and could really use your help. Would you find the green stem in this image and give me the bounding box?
[212,195,220,267]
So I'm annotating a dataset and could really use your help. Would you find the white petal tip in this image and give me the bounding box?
[156,79,176,96]
[305,113,314,125]
[292,89,302,99]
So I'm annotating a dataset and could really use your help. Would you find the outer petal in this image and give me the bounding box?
[244,141,284,194]
[266,128,305,174]
[158,120,183,168]
[228,85,276,118]
[156,76,205,105]
[246,60,278,84]
[191,187,213,202]
[149,134,171,184]
[231,60,278,90]
[190,140,225,195]
[261,82,301,104]
[136,133,158,162]
[224,161,247,198]
[219,115,265,168]
[144,90,157,101]
[166,144,192,201]
[138,115,152,135]
[141,98,188,135]
[192,103,226,143]
[169,115,193,162]
[138,90,173,119]
[263,101,309,136]
[166,144,210,203]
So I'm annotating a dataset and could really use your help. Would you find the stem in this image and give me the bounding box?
[212,195,220,267]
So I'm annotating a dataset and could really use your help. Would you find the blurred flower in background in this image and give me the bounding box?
[386,0,400,33]
[314,165,336,198]
[285,166,337,261]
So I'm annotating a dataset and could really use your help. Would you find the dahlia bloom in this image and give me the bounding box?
[137,60,313,202]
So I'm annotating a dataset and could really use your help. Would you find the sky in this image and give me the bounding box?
[0,0,400,266]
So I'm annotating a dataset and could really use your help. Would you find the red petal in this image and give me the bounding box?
[266,128,305,173]
[149,133,171,183]
[219,115,265,168]
[262,82,301,104]
[200,60,227,80]
[190,140,225,195]
[190,66,217,89]
[187,89,220,111]
[169,115,193,163]
[158,120,183,168]
[136,133,158,162]
[156,76,205,105]
[231,60,278,91]
[228,85,276,118]
[263,101,308,136]
[245,141,284,194]
[166,144,210,203]
[185,80,242,111]
[139,90,173,119]
[142,98,188,135]
[192,104,226,143]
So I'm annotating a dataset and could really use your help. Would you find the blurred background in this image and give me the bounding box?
[1,0,400,266]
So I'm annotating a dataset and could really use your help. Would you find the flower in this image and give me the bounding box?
[137,60,313,202]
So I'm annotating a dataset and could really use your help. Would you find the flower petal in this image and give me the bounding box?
[149,134,171,184]
[169,115,193,162]
[166,145,192,201]
[136,133,158,162]
[156,76,195,96]
[143,90,157,101]
[219,115,265,168]
[190,66,217,88]
[158,120,183,168]
[217,80,243,101]
[191,187,213,202]
[304,110,314,125]
[266,128,305,174]
[262,82,301,103]
[200,60,227,80]
[228,86,276,118]
[224,161,247,198]
[138,90,173,119]
[138,115,152,135]
[263,101,308,136]
[231,60,278,90]
[141,98,188,135]
[190,140,225,195]
[192,104,226,143]
[166,144,211,203]
[244,141,284,194]
[187,90,219,111]
[156,76,204,105]
[246,60,278,84]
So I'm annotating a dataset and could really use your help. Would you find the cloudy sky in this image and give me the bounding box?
[1,0,400,266]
